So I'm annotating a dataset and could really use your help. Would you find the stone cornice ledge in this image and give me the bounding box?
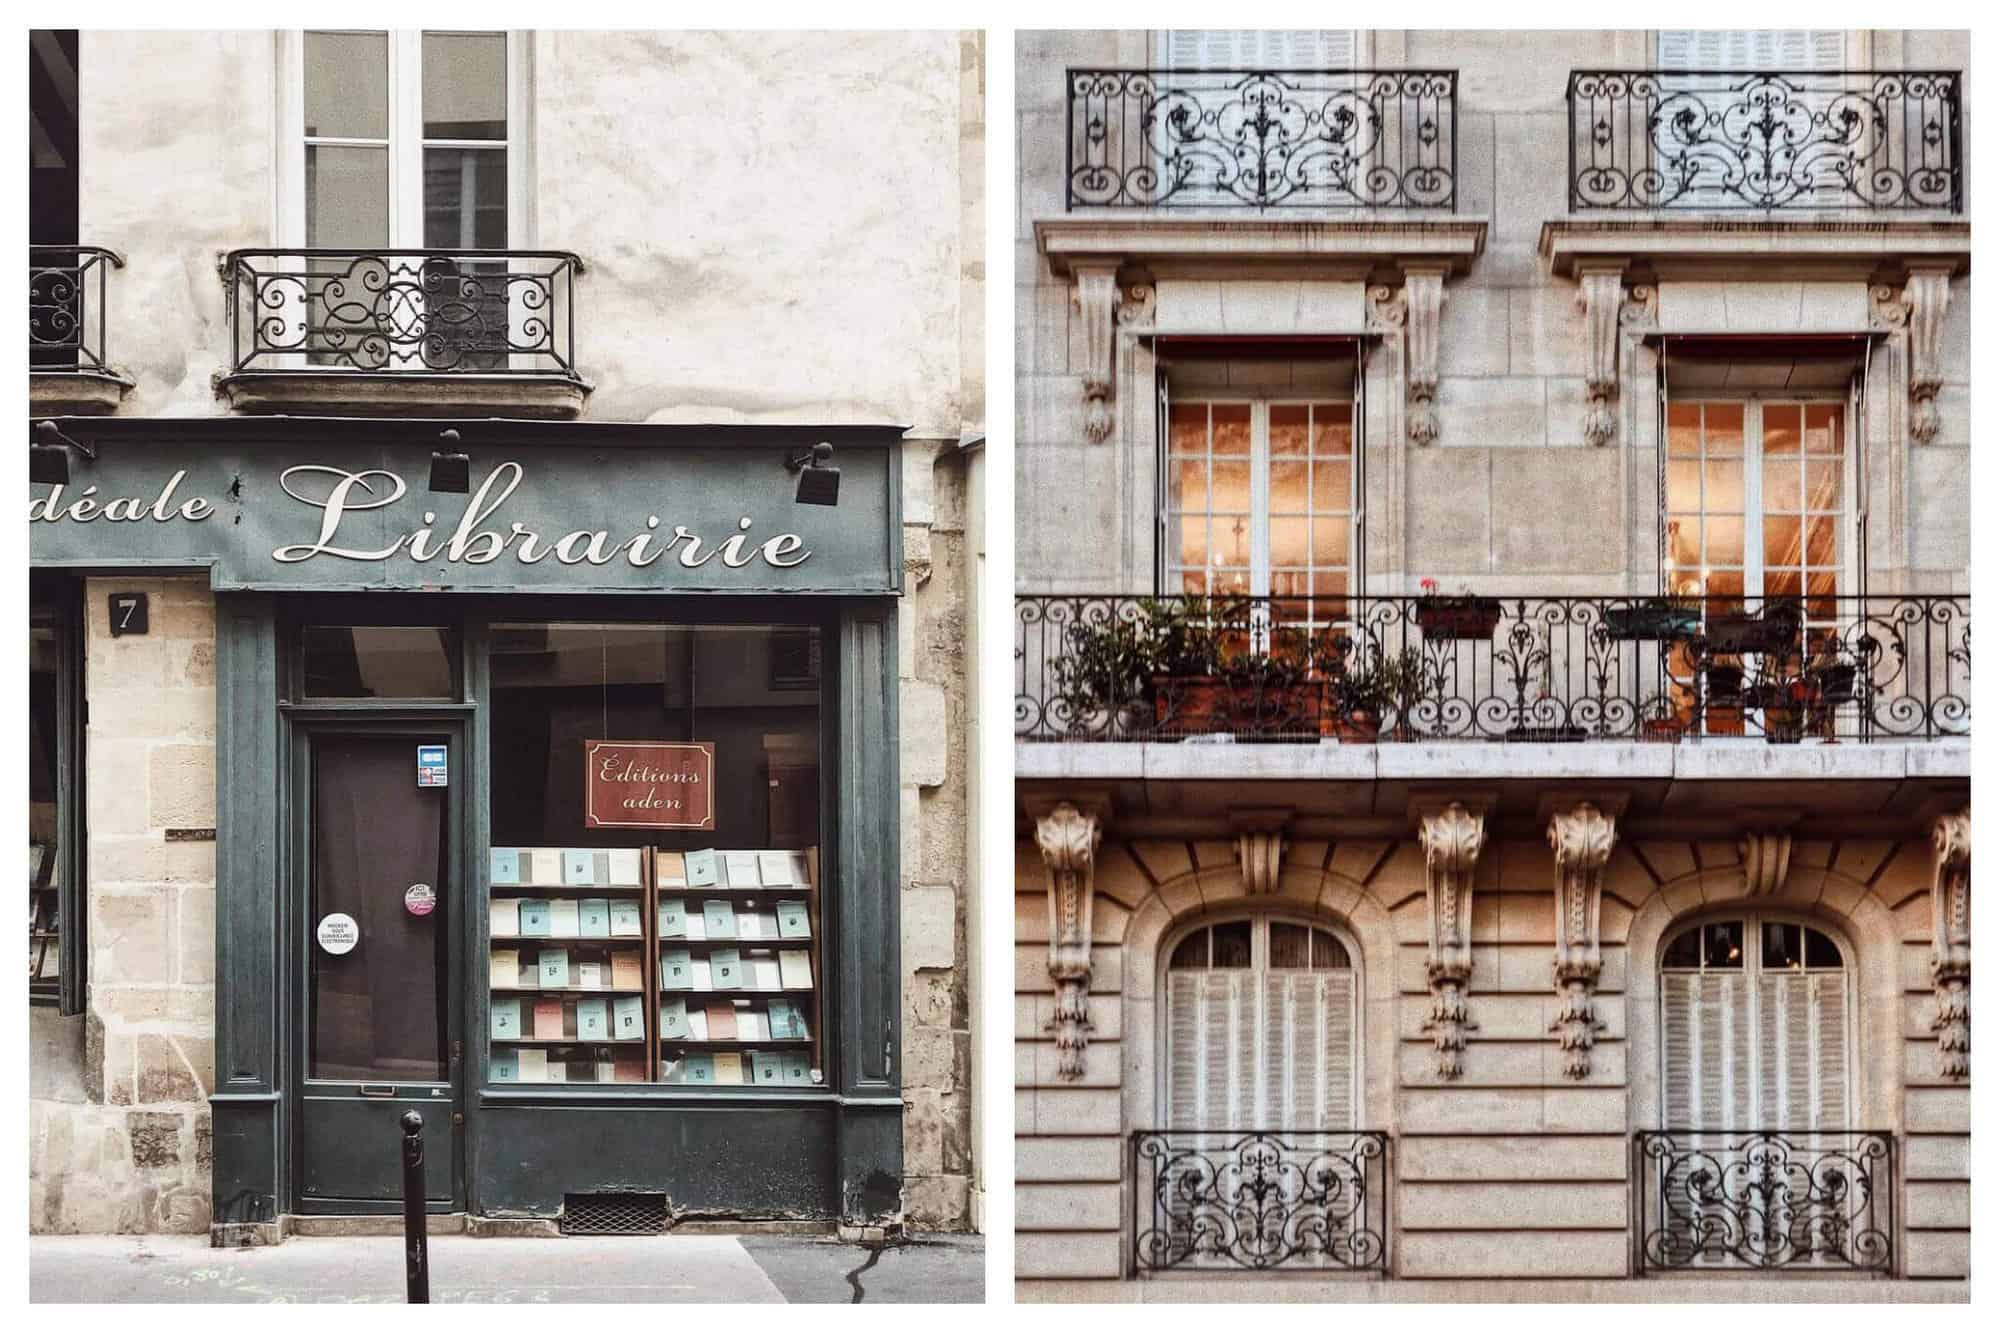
[1036,214,1489,277]
[1541,216,1970,280]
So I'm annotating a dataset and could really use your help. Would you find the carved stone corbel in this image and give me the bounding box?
[1418,802,1487,1077]
[1929,809,1971,1079]
[1037,801,1104,1080]
[1740,830,1794,898]
[1548,803,1618,1079]
[1903,267,1952,445]
[1403,266,1446,446]
[1230,808,1291,896]
[1071,261,1121,444]
[1576,263,1627,447]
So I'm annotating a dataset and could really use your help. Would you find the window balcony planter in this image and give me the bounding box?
[1131,1130,1390,1274]
[1602,598,1701,642]
[1634,1130,1895,1274]
[215,248,590,419]
[29,245,133,414]
[1414,594,1501,641]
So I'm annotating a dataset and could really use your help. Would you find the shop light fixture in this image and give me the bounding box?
[429,428,471,494]
[786,441,839,506]
[29,419,95,487]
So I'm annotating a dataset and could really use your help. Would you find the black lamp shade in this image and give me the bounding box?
[429,450,471,494]
[794,463,840,507]
[29,443,70,486]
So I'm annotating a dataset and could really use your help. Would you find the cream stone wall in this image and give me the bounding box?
[1013,821,1969,1293]
[58,29,982,1233]
[1014,29,1971,597]
[29,577,217,1234]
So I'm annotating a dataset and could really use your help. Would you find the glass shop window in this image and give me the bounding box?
[485,622,825,1089]
[299,625,458,699]
[28,616,63,1004]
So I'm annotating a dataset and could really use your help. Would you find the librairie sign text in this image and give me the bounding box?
[28,461,813,571]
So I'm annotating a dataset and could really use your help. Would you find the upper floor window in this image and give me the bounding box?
[1656,30,1846,70]
[1164,916,1357,1130]
[292,29,517,250]
[1660,915,1852,1129]
[1160,29,1358,70]
[1165,396,1355,626]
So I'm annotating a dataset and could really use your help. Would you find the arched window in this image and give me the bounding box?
[1163,916,1357,1130]
[1659,915,1852,1129]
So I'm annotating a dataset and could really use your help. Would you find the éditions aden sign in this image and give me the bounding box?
[583,740,715,830]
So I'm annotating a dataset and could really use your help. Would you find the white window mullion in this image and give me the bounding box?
[1744,400,1767,600]
[1250,402,1272,600]
[390,30,424,248]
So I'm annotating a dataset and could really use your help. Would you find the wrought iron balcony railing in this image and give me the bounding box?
[29,245,123,375]
[1567,70,1963,211]
[222,248,583,378]
[1132,1130,1390,1273]
[1067,69,1457,210]
[1016,593,1969,744]
[1635,1131,1896,1274]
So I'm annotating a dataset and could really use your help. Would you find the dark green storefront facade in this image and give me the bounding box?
[31,416,907,1241]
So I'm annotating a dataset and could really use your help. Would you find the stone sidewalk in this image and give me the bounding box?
[30,1232,984,1304]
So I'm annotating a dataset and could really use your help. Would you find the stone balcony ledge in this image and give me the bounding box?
[1540,216,1971,281]
[1036,214,1489,279]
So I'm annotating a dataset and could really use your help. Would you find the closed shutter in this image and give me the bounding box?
[1165,30,1357,70]
[1657,30,1846,70]
[1166,955,1358,1130]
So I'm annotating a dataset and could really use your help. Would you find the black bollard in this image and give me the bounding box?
[401,1110,430,1303]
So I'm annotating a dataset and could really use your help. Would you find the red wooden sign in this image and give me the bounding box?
[583,740,715,830]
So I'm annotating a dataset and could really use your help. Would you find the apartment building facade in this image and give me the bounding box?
[29,28,984,1242]
[1014,29,1968,1298]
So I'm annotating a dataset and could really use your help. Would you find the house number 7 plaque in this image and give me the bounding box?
[583,740,716,830]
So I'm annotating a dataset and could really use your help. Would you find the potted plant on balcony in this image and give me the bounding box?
[1602,596,1702,642]
[1316,631,1388,742]
[1414,578,1502,642]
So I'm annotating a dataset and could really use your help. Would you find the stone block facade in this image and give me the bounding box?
[30,576,217,1234]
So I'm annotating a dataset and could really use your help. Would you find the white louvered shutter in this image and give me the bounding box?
[1166,952,1358,1130]
[1758,971,1849,1130]
[1657,30,1846,70]
[1165,30,1357,71]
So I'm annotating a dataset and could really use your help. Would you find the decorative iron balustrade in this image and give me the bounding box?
[223,249,583,377]
[1132,1130,1390,1273]
[1067,69,1457,210]
[29,245,123,375]
[1634,1131,1895,1274]
[1015,593,1969,744]
[1567,69,1962,211]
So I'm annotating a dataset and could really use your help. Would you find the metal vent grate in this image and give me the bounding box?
[561,1192,668,1236]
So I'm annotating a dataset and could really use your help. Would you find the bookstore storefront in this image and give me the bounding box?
[29,417,906,1240]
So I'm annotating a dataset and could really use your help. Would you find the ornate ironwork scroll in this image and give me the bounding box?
[223,249,583,378]
[1132,1130,1389,1273]
[1567,70,1962,212]
[29,245,123,375]
[1635,1131,1895,1273]
[1068,69,1457,210]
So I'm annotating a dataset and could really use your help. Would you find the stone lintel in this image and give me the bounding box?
[1035,215,1489,278]
[1540,216,1971,281]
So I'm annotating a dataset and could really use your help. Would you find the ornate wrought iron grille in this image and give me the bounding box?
[1066,69,1457,210]
[222,248,583,377]
[1131,1130,1390,1273]
[1567,70,1962,211]
[1015,593,1969,744]
[1634,1131,1895,1273]
[29,245,122,374]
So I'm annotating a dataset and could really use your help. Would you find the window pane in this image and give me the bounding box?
[423,147,508,248]
[1311,515,1350,568]
[1762,514,1803,569]
[1702,919,1744,968]
[29,621,61,994]
[1168,929,1208,970]
[1312,929,1351,969]
[1210,920,1252,968]
[1666,460,1700,510]
[1211,405,1251,454]
[1313,459,1351,513]
[422,31,507,140]
[1703,403,1744,452]
[1762,920,1804,970]
[1310,405,1351,456]
[1176,514,1208,567]
[1269,461,1308,513]
[1763,455,1802,511]
[1269,922,1311,969]
[1211,461,1250,512]
[1803,927,1842,969]
[1269,516,1309,569]
[1703,459,1742,511]
[1172,458,1208,511]
[1705,514,1745,566]
[1662,926,1702,969]
[1169,403,1207,452]
[304,30,388,139]
[1803,459,1842,509]
[1804,515,1839,566]
[306,144,389,248]
[1667,402,1702,456]
[1269,404,1309,456]
[301,626,457,699]
[1803,404,1843,454]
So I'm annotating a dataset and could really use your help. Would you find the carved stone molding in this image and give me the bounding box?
[1116,281,1156,332]
[1418,802,1487,1077]
[1929,808,1971,1079]
[1070,261,1120,444]
[1903,267,1952,445]
[1740,830,1795,898]
[1403,267,1446,446]
[1548,803,1618,1079]
[1036,802,1104,1080]
[1576,263,1627,447]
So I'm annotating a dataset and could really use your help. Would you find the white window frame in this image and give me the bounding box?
[1657,910,1858,1131]
[1157,912,1363,1132]
[277,29,530,250]
[1154,29,1365,70]
[1163,394,1359,627]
